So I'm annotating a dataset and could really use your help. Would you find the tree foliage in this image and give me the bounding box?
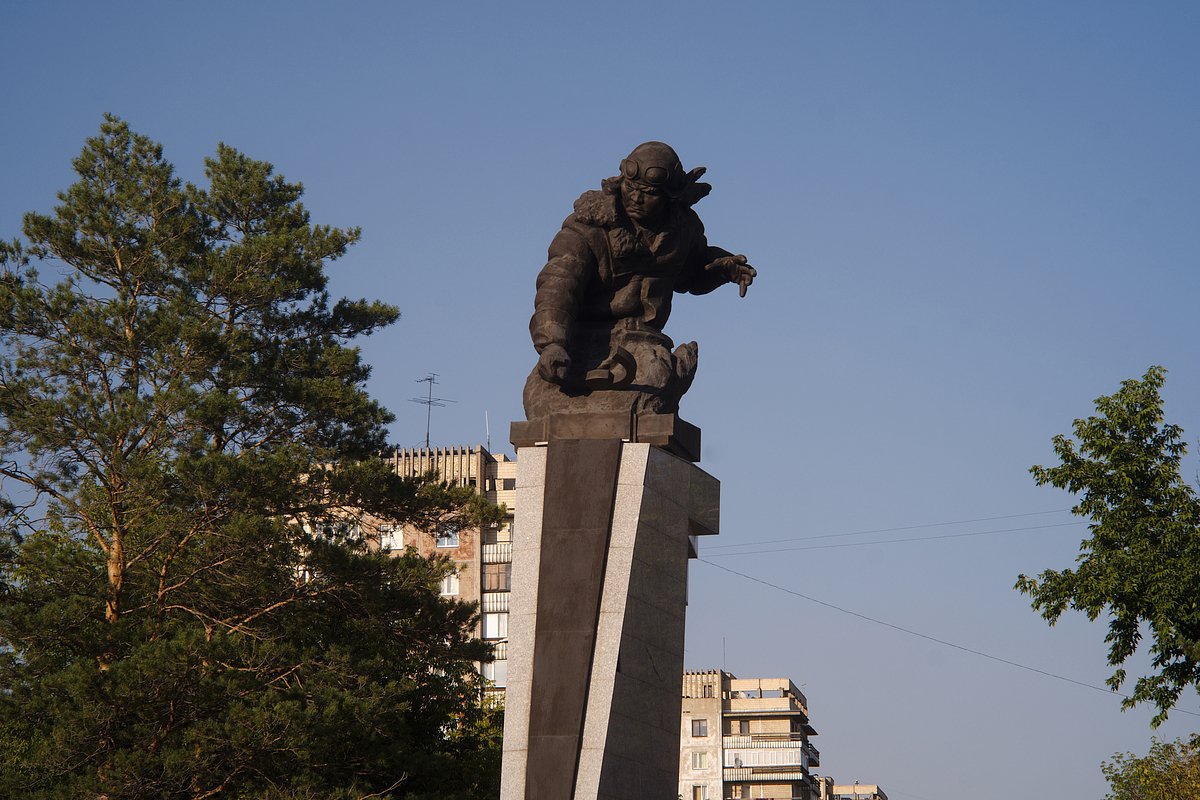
[0,116,502,798]
[1102,736,1200,800]
[1016,366,1200,726]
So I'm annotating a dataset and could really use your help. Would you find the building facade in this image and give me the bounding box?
[680,670,821,800]
[371,445,517,690]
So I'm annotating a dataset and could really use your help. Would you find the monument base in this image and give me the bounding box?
[510,412,701,463]
[501,440,719,800]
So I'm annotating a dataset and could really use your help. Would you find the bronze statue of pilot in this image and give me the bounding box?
[524,141,756,421]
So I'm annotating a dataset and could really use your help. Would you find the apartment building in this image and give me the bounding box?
[371,445,517,690]
[680,670,821,800]
[827,784,887,800]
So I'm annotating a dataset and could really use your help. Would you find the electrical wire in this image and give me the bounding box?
[703,508,1074,551]
[697,558,1200,720]
[704,521,1086,558]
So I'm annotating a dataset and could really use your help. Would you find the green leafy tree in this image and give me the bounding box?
[1102,736,1200,800]
[1016,366,1200,726]
[0,116,502,799]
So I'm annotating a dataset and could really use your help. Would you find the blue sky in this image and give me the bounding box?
[4,2,1199,797]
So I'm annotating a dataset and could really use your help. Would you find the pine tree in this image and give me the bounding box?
[0,116,502,799]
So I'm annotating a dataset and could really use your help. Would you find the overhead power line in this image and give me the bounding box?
[703,508,1074,551]
[704,521,1086,558]
[697,558,1200,720]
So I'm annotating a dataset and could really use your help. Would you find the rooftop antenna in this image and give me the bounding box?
[410,373,456,449]
[485,410,491,452]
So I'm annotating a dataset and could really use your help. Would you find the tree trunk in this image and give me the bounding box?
[105,532,124,624]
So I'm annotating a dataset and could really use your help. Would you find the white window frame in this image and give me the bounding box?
[436,526,460,548]
[482,612,508,639]
[379,523,401,552]
[481,658,508,688]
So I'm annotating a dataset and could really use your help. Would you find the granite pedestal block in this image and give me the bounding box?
[501,441,719,800]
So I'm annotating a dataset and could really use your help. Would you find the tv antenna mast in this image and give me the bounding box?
[410,373,456,449]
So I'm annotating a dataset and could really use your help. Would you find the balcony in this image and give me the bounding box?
[723,733,808,749]
[723,766,809,782]
[482,542,512,563]
[724,738,807,771]
[803,740,819,768]
[481,592,510,612]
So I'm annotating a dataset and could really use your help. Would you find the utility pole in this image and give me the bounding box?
[410,373,456,449]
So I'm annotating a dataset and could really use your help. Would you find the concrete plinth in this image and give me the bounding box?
[501,441,719,800]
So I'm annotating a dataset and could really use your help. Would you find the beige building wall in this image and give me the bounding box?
[368,445,516,690]
[680,670,821,800]
[680,670,726,800]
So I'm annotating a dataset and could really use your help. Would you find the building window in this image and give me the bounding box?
[482,612,508,639]
[691,718,708,737]
[702,683,714,698]
[730,785,745,799]
[692,785,707,800]
[436,526,460,548]
[502,478,516,490]
[739,719,750,735]
[483,562,511,592]
[379,523,401,552]
[481,659,508,688]
[483,522,513,545]
[439,573,459,596]
[691,752,707,769]
[320,519,359,539]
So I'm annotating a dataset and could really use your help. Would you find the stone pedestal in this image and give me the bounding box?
[501,440,719,800]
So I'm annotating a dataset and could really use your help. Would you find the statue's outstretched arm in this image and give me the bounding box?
[705,252,757,297]
[678,234,757,298]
